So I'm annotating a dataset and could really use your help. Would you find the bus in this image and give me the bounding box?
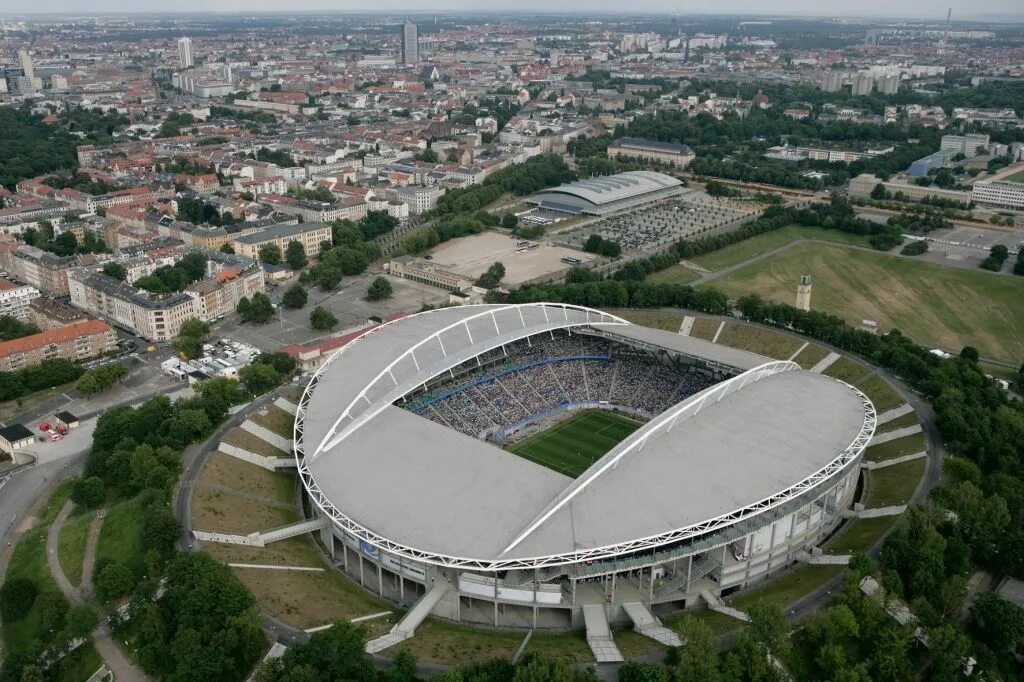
[560,256,583,266]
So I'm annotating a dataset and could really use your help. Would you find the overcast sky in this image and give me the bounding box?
[10,1,1024,19]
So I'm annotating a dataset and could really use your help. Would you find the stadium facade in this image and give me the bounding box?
[526,171,685,216]
[295,304,875,630]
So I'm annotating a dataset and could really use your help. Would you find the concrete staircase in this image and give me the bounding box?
[582,604,624,663]
[622,602,681,647]
[365,582,450,654]
[699,590,750,622]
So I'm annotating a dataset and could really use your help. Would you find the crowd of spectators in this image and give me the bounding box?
[406,332,718,438]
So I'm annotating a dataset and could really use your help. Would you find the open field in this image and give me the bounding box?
[223,427,289,458]
[428,231,581,286]
[617,309,684,332]
[1003,170,1024,183]
[875,412,920,434]
[706,242,1024,364]
[731,564,843,611]
[249,405,295,438]
[791,343,829,370]
[647,264,700,285]
[58,512,93,587]
[864,432,926,462]
[853,374,905,413]
[96,498,145,576]
[715,323,803,360]
[824,517,898,555]
[688,317,720,341]
[864,458,927,507]
[506,410,640,477]
[693,224,871,272]
[199,453,295,504]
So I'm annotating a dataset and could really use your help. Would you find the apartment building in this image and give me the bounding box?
[607,137,696,168]
[29,297,88,330]
[396,184,442,215]
[68,270,197,342]
[230,223,333,260]
[0,320,117,372]
[0,279,40,321]
[185,265,265,320]
[0,245,78,296]
[940,134,991,158]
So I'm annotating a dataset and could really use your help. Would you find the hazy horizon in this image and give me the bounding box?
[4,1,1024,21]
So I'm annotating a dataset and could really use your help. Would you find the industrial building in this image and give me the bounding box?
[527,171,685,216]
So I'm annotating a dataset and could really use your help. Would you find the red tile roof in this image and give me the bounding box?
[0,320,113,358]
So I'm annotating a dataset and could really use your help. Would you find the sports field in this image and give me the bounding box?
[706,242,1024,364]
[506,410,641,478]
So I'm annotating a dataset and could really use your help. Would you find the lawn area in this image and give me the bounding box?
[693,224,871,271]
[688,317,720,341]
[616,309,684,332]
[223,427,289,458]
[2,525,61,655]
[824,517,898,555]
[792,343,829,370]
[506,410,640,478]
[864,458,927,507]
[1003,169,1024,183]
[388,620,523,666]
[705,242,1024,364]
[822,356,869,384]
[667,608,746,637]
[95,497,145,577]
[58,512,94,587]
[648,264,700,285]
[715,323,803,360]
[853,374,905,413]
[864,432,926,462]
[875,411,919,435]
[191,486,297,534]
[249,405,295,438]
[731,564,843,611]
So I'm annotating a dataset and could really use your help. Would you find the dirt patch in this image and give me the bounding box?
[203,537,322,567]
[428,231,583,285]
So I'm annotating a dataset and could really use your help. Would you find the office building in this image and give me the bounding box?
[0,320,117,372]
[971,180,1024,210]
[177,37,194,69]
[402,18,419,65]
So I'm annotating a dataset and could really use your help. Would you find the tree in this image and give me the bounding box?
[102,262,127,280]
[870,183,887,200]
[71,476,106,509]
[0,578,37,622]
[366,277,393,301]
[282,284,308,309]
[258,243,282,265]
[476,262,506,288]
[310,306,338,331]
[285,241,308,270]
[220,243,235,254]
[670,615,721,682]
[971,592,1024,653]
[502,213,518,228]
[65,604,99,640]
[174,335,203,360]
[272,620,375,682]
[238,363,280,396]
[959,346,979,363]
[95,561,135,602]
[415,147,438,163]
[237,293,274,324]
[618,662,667,682]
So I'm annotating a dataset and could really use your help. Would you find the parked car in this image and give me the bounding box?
[38,422,51,432]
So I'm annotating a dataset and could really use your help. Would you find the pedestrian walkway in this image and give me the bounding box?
[710,321,726,343]
[365,582,450,654]
[787,341,809,362]
[582,604,624,663]
[869,424,922,445]
[862,451,926,470]
[876,404,913,424]
[699,590,750,622]
[678,316,695,336]
[795,550,852,565]
[239,420,292,453]
[809,352,841,374]
[622,601,681,646]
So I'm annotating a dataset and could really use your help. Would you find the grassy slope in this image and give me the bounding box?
[58,512,93,587]
[95,498,145,575]
[706,242,1024,363]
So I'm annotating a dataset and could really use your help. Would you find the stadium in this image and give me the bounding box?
[294,304,875,638]
[526,170,685,216]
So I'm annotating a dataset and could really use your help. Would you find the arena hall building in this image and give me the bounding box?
[526,171,685,216]
[294,304,875,652]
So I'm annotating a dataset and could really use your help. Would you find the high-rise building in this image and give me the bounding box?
[401,18,419,65]
[877,75,900,95]
[17,49,33,81]
[851,72,874,96]
[177,37,194,69]
[795,275,812,312]
[820,71,843,93]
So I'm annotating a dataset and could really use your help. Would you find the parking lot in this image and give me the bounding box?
[557,193,767,255]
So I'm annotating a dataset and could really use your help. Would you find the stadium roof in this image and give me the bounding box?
[298,305,874,569]
[529,171,682,208]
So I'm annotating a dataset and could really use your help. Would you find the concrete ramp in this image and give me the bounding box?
[254,518,328,545]
[365,582,450,654]
[240,420,292,453]
[582,604,623,663]
[700,590,750,622]
[622,602,681,647]
[678,316,695,336]
[810,352,841,374]
[274,397,298,415]
[876,404,913,424]
[870,425,922,445]
[796,550,852,565]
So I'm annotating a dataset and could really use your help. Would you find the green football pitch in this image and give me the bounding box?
[506,410,642,478]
